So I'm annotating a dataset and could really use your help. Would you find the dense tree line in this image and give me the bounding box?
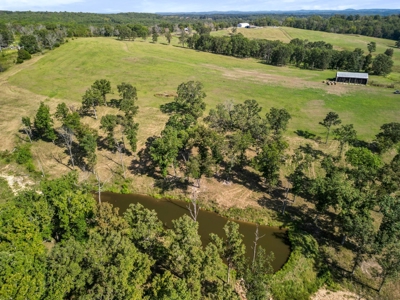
[188,33,394,75]
[274,14,400,41]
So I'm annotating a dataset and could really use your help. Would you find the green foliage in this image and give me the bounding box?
[167,215,204,299]
[54,102,69,121]
[0,204,47,299]
[0,178,13,203]
[81,87,104,118]
[367,41,376,54]
[345,147,382,170]
[150,126,183,177]
[160,81,206,125]
[270,230,324,300]
[91,79,111,103]
[124,203,163,255]
[78,129,98,170]
[17,49,31,60]
[266,107,291,135]
[319,111,341,144]
[333,124,357,157]
[34,101,56,141]
[384,48,394,57]
[254,138,288,188]
[20,35,40,54]
[244,247,275,300]
[372,53,394,76]
[13,144,35,172]
[149,271,191,300]
[375,122,400,152]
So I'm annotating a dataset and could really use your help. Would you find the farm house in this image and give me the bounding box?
[336,72,369,85]
[237,23,250,28]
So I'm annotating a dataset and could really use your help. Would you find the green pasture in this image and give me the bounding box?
[7,37,400,140]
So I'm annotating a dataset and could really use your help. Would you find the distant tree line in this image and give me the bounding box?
[266,14,400,41]
[187,33,394,75]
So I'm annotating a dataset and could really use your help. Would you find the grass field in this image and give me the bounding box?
[3,36,400,144]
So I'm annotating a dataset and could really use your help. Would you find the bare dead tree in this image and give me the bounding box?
[252,224,265,270]
[187,187,200,221]
[94,168,113,204]
[59,126,75,168]
[21,117,33,143]
[45,32,58,50]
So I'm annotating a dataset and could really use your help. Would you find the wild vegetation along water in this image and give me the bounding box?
[102,192,291,271]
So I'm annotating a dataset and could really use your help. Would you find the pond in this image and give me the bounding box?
[102,192,291,271]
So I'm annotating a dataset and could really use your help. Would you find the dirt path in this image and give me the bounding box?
[312,289,365,300]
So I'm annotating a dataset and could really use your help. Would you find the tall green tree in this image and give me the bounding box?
[319,111,341,144]
[150,126,183,177]
[167,215,204,299]
[367,41,376,54]
[34,101,56,141]
[211,221,246,284]
[254,138,288,189]
[334,124,357,157]
[91,79,111,104]
[81,88,104,119]
[160,81,206,128]
[266,107,291,136]
[372,53,394,76]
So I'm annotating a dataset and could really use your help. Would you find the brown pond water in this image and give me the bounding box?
[102,192,291,271]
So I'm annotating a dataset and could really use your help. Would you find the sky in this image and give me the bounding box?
[1,0,399,13]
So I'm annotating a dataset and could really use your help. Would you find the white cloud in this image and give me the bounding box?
[0,0,83,10]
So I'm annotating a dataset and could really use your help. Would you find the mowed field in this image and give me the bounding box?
[1,33,400,153]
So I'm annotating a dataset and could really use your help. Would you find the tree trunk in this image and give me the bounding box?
[120,151,126,179]
[93,105,97,119]
[23,128,32,143]
[351,251,360,275]
[341,234,347,245]
[67,145,75,168]
[314,212,320,225]
[325,127,330,144]
[282,200,287,214]
[378,274,387,293]
[227,264,231,284]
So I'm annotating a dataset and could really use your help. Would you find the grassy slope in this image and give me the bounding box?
[5,37,400,141]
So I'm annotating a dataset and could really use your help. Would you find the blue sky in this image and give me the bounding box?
[1,0,399,13]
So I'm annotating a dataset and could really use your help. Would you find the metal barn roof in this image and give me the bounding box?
[336,72,369,79]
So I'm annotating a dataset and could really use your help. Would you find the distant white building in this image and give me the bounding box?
[237,23,250,28]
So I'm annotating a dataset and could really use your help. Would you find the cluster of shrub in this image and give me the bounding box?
[185,34,394,75]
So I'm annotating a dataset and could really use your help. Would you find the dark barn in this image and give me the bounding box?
[336,72,368,85]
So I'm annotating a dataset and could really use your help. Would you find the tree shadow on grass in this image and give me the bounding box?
[128,136,157,176]
[294,129,318,141]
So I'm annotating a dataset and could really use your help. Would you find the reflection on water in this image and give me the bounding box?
[102,192,291,271]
